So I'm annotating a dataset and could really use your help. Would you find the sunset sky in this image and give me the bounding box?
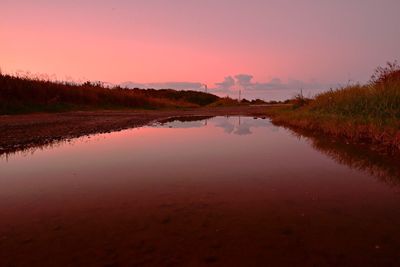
[1,0,399,99]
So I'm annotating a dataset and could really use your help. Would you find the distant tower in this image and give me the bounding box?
[239,90,241,101]
[203,84,208,93]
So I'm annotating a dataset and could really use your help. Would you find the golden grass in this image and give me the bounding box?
[267,62,400,154]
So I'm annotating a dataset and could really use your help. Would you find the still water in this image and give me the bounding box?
[1,116,400,266]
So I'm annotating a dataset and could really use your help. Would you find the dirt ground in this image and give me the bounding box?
[0,106,276,155]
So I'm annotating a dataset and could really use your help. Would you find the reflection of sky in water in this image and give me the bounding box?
[1,116,399,194]
[157,116,279,136]
[214,117,276,135]
[1,117,400,265]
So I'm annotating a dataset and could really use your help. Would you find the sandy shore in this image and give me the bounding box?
[0,106,276,155]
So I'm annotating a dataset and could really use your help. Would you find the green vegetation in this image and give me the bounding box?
[0,73,221,114]
[268,62,400,154]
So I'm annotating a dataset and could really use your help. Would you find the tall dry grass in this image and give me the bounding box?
[308,66,400,125]
[0,74,220,114]
[268,62,400,153]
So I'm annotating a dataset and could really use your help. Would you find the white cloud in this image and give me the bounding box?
[215,76,235,91]
[214,74,338,92]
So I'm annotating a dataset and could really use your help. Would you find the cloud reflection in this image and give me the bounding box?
[159,116,273,136]
[214,117,273,136]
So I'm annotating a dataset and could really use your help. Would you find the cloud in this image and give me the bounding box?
[249,79,287,90]
[215,73,286,91]
[214,74,337,92]
[120,81,203,91]
[214,74,255,91]
[215,76,235,91]
[235,74,254,88]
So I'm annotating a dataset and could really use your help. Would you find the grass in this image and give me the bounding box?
[267,62,400,154]
[0,73,221,114]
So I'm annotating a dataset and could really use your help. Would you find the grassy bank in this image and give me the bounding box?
[0,73,222,114]
[267,62,400,154]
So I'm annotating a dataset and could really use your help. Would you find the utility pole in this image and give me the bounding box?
[239,90,241,102]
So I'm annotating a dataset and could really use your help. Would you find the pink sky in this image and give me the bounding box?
[1,0,399,99]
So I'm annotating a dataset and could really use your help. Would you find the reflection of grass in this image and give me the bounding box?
[0,73,221,114]
[158,116,214,123]
[0,137,76,160]
[267,62,400,154]
[286,128,400,186]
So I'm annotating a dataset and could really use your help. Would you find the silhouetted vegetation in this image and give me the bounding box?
[0,73,221,114]
[291,90,312,108]
[268,62,400,154]
[251,99,267,105]
[208,97,241,107]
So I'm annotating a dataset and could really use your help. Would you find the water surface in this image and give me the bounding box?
[1,116,400,266]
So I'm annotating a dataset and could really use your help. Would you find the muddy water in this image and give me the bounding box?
[1,116,400,266]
